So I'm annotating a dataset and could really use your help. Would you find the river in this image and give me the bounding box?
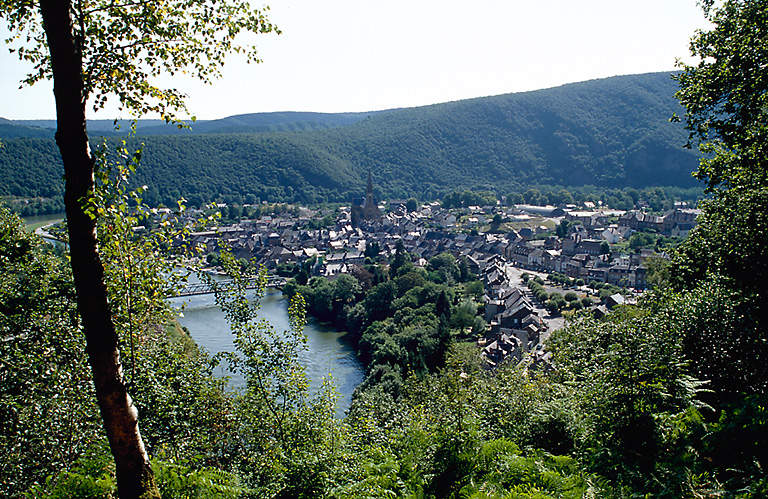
[169,286,365,417]
[21,214,364,415]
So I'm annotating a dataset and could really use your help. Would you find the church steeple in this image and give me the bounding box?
[352,170,382,227]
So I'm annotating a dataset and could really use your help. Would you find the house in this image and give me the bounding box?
[566,210,600,227]
[605,293,626,309]
[662,208,701,236]
[324,263,348,277]
[620,211,664,232]
[601,227,622,244]
[345,249,365,265]
[498,300,537,329]
[607,264,633,287]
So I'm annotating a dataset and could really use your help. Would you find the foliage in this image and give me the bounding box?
[442,190,498,209]
[671,187,768,296]
[2,0,277,120]
[548,304,708,493]
[5,1,768,495]
[675,0,768,191]
[0,206,101,496]
[91,140,190,382]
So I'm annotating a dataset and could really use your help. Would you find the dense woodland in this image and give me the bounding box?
[2,0,768,497]
[1,72,700,212]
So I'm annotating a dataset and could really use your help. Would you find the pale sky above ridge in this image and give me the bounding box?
[0,0,709,120]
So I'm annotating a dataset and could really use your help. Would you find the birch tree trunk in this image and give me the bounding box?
[38,1,159,496]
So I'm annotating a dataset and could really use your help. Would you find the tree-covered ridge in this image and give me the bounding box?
[0,72,699,208]
[5,110,393,136]
[0,118,53,138]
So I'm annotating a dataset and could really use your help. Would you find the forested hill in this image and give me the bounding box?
[0,118,52,138]
[0,72,699,206]
[6,110,392,136]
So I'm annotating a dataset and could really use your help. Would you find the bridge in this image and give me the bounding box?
[172,275,286,298]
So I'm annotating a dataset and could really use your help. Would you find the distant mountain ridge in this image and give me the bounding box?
[0,72,699,206]
[0,118,52,138]
[3,110,393,136]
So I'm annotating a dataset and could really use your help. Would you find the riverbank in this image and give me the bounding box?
[21,213,65,232]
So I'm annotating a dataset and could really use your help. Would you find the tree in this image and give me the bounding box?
[452,300,477,331]
[506,192,524,206]
[669,2,768,490]
[523,188,543,205]
[332,273,361,307]
[555,188,574,206]
[436,289,452,320]
[364,240,381,259]
[364,281,397,322]
[1,1,276,495]
[428,252,460,283]
[0,207,102,495]
[675,0,768,191]
[457,256,470,282]
[490,213,503,231]
[390,240,409,276]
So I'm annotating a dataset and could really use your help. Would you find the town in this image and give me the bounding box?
[156,175,700,368]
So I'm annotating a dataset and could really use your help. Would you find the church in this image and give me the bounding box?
[351,172,382,227]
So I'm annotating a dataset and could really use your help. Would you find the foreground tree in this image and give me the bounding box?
[675,0,768,192]
[1,1,277,495]
[673,0,768,492]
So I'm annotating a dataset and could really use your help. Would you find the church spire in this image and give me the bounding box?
[351,170,382,227]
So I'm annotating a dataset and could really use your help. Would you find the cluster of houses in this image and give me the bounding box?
[172,198,699,294]
[476,256,551,370]
[503,206,700,289]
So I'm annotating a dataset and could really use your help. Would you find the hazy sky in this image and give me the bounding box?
[0,0,708,120]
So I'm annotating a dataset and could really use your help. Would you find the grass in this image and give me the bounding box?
[164,319,199,354]
[24,217,64,232]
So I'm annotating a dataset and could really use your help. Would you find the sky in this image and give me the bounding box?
[0,0,709,120]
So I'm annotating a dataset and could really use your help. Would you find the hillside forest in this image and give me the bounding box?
[0,72,701,214]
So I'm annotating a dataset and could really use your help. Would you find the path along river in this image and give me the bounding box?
[168,282,364,417]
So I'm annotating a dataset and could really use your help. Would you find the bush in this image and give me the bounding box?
[564,292,578,302]
[544,300,560,313]
[569,300,583,310]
